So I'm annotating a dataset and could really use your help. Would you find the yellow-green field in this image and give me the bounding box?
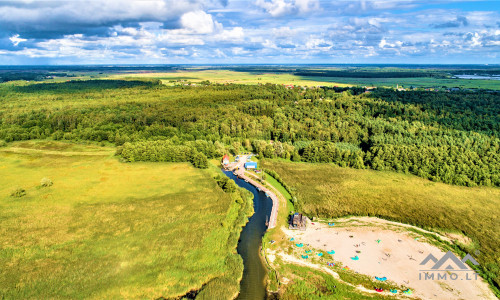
[109,70,351,87]
[0,141,248,299]
[107,69,500,89]
[261,160,500,293]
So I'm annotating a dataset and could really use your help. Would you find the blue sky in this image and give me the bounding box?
[0,0,499,64]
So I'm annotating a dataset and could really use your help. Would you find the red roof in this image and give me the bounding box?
[222,154,230,161]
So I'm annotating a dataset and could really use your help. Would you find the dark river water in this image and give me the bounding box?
[224,171,273,300]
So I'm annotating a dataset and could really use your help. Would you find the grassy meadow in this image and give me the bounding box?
[261,160,500,295]
[108,69,500,89]
[109,69,350,87]
[0,140,251,299]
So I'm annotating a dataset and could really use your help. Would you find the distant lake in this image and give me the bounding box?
[454,75,500,80]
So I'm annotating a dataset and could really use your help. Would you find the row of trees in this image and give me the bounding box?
[117,140,208,169]
[294,70,440,78]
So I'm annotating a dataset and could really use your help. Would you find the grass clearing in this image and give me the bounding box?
[0,140,249,299]
[261,160,500,295]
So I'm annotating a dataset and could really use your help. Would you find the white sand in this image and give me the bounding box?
[283,217,496,300]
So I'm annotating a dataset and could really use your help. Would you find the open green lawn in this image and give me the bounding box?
[261,160,500,295]
[0,140,248,299]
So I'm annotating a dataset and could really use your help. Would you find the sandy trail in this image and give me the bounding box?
[283,217,496,300]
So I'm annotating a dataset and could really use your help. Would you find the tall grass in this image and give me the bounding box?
[278,264,391,299]
[0,140,250,298]
[262,160,500,296]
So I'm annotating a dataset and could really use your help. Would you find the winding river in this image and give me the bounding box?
[224,171,273,300]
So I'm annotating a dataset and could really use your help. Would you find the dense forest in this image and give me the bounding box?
[0,79,498,186]
[0,71,70,83]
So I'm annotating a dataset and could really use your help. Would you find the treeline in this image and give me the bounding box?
[368,144,498,186]
[254,140,498,187]
[0,71,70,83]
[117,140,209,169]
[294,70,442,78]
[450,69,500,76]
[370,89,500,134]
[13,79,161,93]
[1,80,499,186]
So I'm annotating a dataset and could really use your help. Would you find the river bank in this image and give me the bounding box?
[224,171,273,299]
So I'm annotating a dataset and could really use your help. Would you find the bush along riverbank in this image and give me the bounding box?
[192,173,254,299]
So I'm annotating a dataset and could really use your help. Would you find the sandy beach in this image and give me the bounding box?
[282,217,496,300]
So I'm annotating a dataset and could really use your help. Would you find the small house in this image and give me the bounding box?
[222,154,230,165]
[244,162,257,169]
[289,213,307,230]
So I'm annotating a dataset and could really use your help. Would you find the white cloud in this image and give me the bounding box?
[214,27,245,42]
[0,0,227,38]
[9,34,26,46]
[305,38,331,50]
[255,0,319,17]
[272,27,297,38]
[180,10,222,34]
[0,0,499,63]
[469,32,482,47]
[294,0,319,13]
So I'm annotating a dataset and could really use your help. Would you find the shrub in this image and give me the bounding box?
[10,188,26,198]
[191,152,209,169]
[40,178,53,187]
[215,175,237,193]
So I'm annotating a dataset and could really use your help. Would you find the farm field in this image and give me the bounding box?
[297,75,500,89]
[109,69,350,87]
[108,69,500,90]
[0,140,249,299]
[261,160,500,295]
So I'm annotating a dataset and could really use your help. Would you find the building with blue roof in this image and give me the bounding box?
[244,162,257,169]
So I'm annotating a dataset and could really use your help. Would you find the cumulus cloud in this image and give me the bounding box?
[0,0,498,63]
[214,27,245,42]
[180,10,222,34]
[255,0,319,17]
[0,0,227,38]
